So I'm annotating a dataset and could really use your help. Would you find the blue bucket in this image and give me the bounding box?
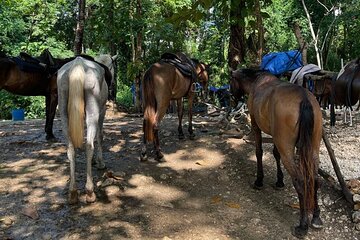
[11,109,25,121]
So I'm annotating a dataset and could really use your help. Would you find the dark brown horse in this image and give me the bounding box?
[0,50,60,140]
[230,69,323,238]
[328,59,360,125]
[140,54,209,161]
[0,51,109,140]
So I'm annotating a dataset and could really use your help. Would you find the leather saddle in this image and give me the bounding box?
[160,52,197,81]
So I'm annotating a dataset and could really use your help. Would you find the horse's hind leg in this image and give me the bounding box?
[273,146,284,189]
[311,176,323,229]
[291,175,309,237]
[67,142,78,204]
[45,94,57,141]
[177,99,185,139]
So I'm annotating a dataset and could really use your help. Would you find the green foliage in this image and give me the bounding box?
[0,91,45,120]
[116,85,133,108]
[1,0,360,116]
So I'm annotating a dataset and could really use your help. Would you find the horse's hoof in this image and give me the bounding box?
[156,157,166,163]
[189,134,195,140]
[253,180,263,190]
[140,154,148,162]
[311,217,323,229]
[46,135,57,142]
[86,191,96,203]
[291,225,308,239]
[96,162,106,170]
[275,181,285,190]
[68,190,79,205]
[156,152,165,162]
[178,134,185,140]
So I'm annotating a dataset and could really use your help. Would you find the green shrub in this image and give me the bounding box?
[0,91,45,120]
[116,85,134,108]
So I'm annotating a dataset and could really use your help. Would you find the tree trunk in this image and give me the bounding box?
[255,0,264,65]
[134,0,143,112]
[301,0,322,68]
[293,22,308,65]
[74,0,86,56]
[108,0,117,101]
[228,0,246,70]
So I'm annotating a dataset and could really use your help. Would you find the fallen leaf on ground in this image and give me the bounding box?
[21,205,39,220]
[211,196,222,204]
[288,203,300,209]
[195,160,207,166]
[225,202,241,209]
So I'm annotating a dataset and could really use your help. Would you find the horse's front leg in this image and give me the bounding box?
[177,98,185,139]
[85,123,97,203]
[67,142,78,204]
[252,119,264,189]
[140,119,148,162]
[154,126,164,161]
[187,92,195,140]
[94,110,106,169]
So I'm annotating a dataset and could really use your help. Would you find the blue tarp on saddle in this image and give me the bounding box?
[260,50,303,75]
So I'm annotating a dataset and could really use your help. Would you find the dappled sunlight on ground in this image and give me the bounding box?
[160,147,225,171]
[124,174,188,203]
[0,111,359,240]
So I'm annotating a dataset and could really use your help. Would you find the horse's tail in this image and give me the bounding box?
[297,93,315,212]
[142,68,156,143]
[68,63,85,148]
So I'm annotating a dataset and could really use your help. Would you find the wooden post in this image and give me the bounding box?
[322,127,354,205]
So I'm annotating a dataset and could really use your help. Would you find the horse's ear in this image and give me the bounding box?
[111,55,118,62]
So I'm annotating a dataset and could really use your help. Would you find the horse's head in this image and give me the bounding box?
[229,69,248,102]
[230,68,275,101]
[95,54,118,80]
[195,62,209,89]
[38,48,55,66]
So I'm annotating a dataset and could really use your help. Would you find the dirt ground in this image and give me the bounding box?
[0,104,360,240]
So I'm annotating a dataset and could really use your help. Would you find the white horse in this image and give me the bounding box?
[57,54,117,204]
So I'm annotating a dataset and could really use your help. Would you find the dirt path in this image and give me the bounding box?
[0,108,359,240]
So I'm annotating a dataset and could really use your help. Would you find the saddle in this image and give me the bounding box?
[160,52,197,81]
[12,49,57,75]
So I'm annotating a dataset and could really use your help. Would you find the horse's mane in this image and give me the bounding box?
[241,68,269,78]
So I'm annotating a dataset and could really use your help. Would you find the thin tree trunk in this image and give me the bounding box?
[74,0,86,56]
[108,0,117,101]
[293,22,308,65]
[134,0,143,112]
[301,0,322,68]
[255,0,264,65]
[228,0,246,70]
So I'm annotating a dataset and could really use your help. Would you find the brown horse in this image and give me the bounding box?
[0,50,61,140]
[140,54,209,161]
[230,69,323,238]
